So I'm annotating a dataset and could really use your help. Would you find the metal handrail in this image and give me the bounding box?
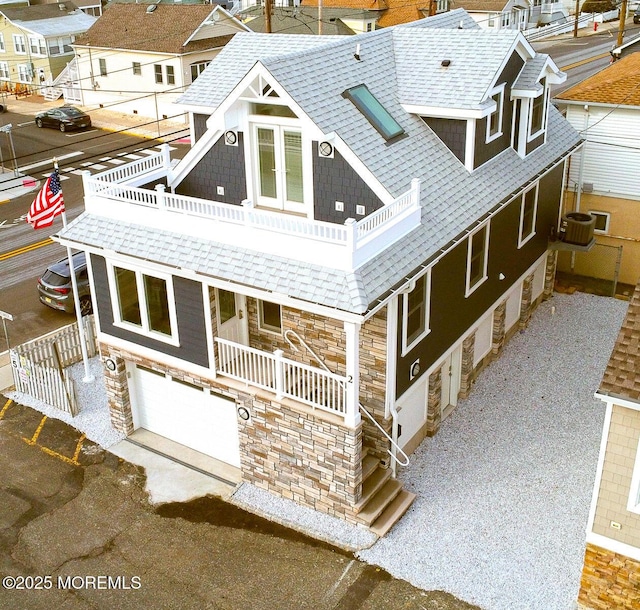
[283,329,410,467]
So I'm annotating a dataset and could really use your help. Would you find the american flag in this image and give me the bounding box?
[26,169,65,230]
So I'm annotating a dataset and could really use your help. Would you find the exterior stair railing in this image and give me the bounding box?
[283,329,409,467]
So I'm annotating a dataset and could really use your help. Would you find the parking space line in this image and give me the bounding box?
[23,414,47,445]
[0,398,12,418]
[1,401,87,466]
[40,445,81,466]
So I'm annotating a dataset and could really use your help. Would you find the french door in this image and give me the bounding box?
[254,124,306,214]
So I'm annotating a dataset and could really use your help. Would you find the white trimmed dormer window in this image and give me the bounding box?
[466,221,490,296]
[529,77,548,140]
[486,84,505,143]
[518,184,538,247]
[401,270,431,355]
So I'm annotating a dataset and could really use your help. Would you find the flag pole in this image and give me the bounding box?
[55,158,94,384]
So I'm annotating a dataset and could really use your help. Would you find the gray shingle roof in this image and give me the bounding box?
[60,9,581,316]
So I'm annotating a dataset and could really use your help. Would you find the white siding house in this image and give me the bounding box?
[71,4,250,122]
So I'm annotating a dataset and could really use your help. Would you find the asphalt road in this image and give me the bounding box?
[0,397,481,610]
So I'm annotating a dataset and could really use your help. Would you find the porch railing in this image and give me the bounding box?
[214,338,349,418]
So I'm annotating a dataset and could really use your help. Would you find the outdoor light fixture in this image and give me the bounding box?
[104,358,117,372]
[238,406,250,421]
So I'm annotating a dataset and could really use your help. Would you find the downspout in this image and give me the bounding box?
[385,297,400,476]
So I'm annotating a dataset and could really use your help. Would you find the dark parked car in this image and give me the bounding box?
[37,252,93,315]
[634,7,640,23]
[35,106,92,132]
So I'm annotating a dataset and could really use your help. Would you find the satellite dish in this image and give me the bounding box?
[146,4,157,13]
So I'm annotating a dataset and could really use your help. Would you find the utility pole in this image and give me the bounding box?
[265,0,272,33]
[573,0,580,38]
[617,0,628,49]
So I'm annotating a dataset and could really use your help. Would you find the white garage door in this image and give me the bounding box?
[129,365,241,467]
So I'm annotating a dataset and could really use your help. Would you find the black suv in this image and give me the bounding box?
[37,252,93,315]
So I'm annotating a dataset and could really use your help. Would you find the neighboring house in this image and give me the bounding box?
[554,53,640,288]
[578,280,640,610]
[55,9,581,534]
[241,6,376,34]
[30,0,104,17]
[275,0,446,29]
[66,4,250,120]
[0,2,96,93]
[457,0,569,30]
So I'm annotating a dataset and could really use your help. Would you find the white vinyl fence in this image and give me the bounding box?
[10,316,97,416]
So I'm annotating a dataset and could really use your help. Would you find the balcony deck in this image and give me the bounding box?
[82,145,422,272]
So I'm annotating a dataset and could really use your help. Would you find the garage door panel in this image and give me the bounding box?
[129,366,241,467]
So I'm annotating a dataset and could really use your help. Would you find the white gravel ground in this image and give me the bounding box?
[5,356,125,448]
[357,292,628,610]
[2,291,628,610]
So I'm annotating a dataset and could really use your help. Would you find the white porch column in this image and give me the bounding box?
[344,320,361,428]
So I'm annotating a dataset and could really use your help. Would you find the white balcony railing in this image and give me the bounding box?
[215,338,352,421]
[82,145,422,271]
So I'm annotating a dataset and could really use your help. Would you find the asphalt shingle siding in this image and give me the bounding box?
[176,132,247,205]
[312,144,384,224]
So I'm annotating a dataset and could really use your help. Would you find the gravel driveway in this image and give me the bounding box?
[358,292,628,610]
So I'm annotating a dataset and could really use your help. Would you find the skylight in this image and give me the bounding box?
[343,84,405,141]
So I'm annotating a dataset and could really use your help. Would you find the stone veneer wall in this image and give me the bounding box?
[100,342,364,522]
[578,544,640,610]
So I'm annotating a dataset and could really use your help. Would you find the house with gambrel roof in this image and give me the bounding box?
[55,9,582,534]
[67,4,250,120]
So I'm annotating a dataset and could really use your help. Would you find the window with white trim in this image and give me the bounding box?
[0,34,5,52]
[589,211,610,234]
[466,222,490,296]
[486,85,504,142]
[530,78,548,138]
[17,64,32,83]
[166,65,175,86]
[627,431,640,515]
[110,265,177,341]
[258,300,282,334]
[13,34,26,54]
[154,64,163,84]
[402,271,431,354]
[99,58,107,76]
[132,62,141,76]
[0,62,9,80]
[29,36,47,56]
[190,61,209,83]
[501,12,511,27]
[518,184,538,247]
[47,36,73,56]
